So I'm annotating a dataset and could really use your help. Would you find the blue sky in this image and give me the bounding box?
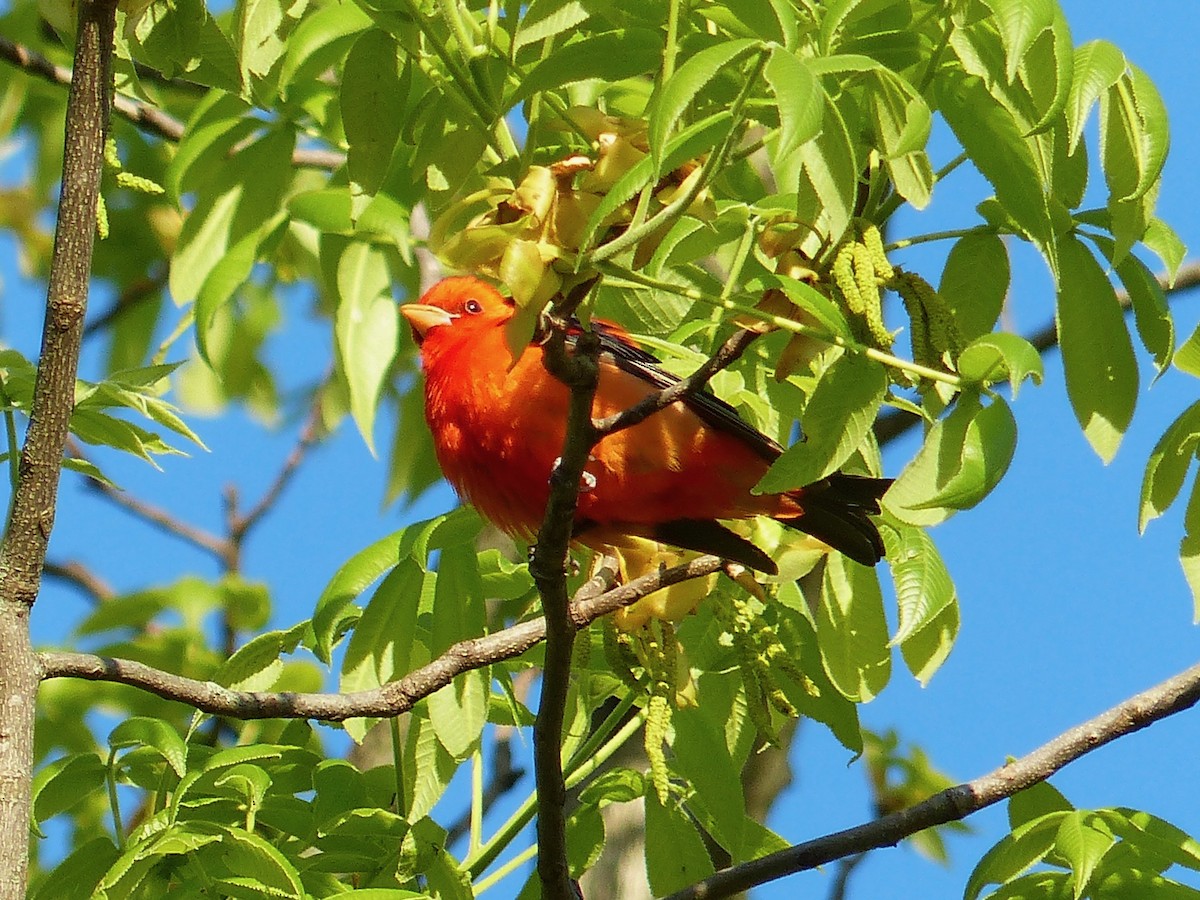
[3,1,1200,897]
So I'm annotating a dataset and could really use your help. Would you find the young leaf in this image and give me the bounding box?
[939,233,1010,342]
[817,552,891,703]
[515,29,663,101]
[763,47,822,158]
[644,788,715,895]
[648,38,760,172]
[341,30,405,197]
[1066,40,1125,154]
[108,717,188,778]
[981,0,1056,82]
[334,240,400,452]
[957,333,1044,396]
[1056,236,1138,463]
[936,72,1052,254]
[1139,401,1200,533]
[883,522,957,649]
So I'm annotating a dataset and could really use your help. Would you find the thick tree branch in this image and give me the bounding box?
[0,4,118,897]
[0,34,345,171]
[38,554,723,719]
[665,657,1200,900]
[874,258,1200,446]
[530,327,601,900]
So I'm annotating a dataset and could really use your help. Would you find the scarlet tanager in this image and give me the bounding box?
[401,277,890,576]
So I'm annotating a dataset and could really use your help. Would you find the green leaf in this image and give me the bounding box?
[793,93,858,247]
[1055,811,1115,898]
[981,0,1056,82]
[886,395,1017,523]
[109,718,188,777]
[1099,807,1200,874]
[669,708,746,856]
[648,38,760,172]
[1143,218,1188,283]
[278,2,371,94]
[756,352,887,492]
[426,544,487,759]
[1010,781,1074,831]
[644,788,715,895]
[515,28,663,101]
[936,72,1052,256]
[817,552,891,703]
[334,240,399,452]
[32,753,107,825]
[763,48,823,158]
[883,523,956,649]
[898,594,960,686]
[340,559,431,741]
[939,233,1010,342]
[342,30,405,197]
[957,333,1044,396]
[965,814,1064,900]
[30,837,119,900]
[1056,236,1139,462]
[171,127,294,361]
[870,72,933,208]
[1139,401,1200,532]
[216,622,307,691]
[1067,40,1125,154]
[1175,324,1200,380]
[235,0,303,84]
[213,825,305,898]
[747,273,853,339]
[514,0,592,51]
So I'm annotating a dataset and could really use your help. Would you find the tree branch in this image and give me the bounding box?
[665,657,1200,900]
[38,554,724,720]
[874,258,1200,446]
[0,4,119,896]
[0,34,345,171]
[42,558,115,603]
[592,328,761,437]
[530,326,601,900]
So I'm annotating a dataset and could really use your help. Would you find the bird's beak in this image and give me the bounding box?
[401,303,455,341]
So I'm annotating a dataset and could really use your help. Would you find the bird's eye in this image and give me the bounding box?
[464,298,483,315]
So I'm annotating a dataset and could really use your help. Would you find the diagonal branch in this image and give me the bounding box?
[665,657,1200,900]
[0,34,345,171]
[38,554,724,720]
[593,328,762,437]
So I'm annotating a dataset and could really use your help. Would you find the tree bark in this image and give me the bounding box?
[0,1,117,894]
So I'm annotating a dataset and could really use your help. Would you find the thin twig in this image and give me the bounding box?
[229,399,324,542]
[665,657,1200,900]
[38,554,721,719]
[42,559,115,604]
[82,269,167,339]
[0,35,345,170]
[86,478,230,561]
[593,328,762,436]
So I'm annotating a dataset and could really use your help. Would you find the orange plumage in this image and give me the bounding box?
[401,276,890,574]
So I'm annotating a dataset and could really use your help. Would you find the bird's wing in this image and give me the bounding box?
[566,319,785,464]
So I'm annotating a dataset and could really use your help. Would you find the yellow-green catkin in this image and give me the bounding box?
[893,270,962,372]
[116,171,166,195]
[603,620,645,694]
[641,620,677,804]
[96,194,109,240]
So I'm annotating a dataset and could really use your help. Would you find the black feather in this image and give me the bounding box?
[651,519,779,575]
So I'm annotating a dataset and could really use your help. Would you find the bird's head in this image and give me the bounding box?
[400,277,514,348]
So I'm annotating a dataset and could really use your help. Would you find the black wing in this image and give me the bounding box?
[568,320,785,464]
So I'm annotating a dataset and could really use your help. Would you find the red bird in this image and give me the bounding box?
[401,276,890,574]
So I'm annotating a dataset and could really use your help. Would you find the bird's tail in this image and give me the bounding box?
[778,473,892,567]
